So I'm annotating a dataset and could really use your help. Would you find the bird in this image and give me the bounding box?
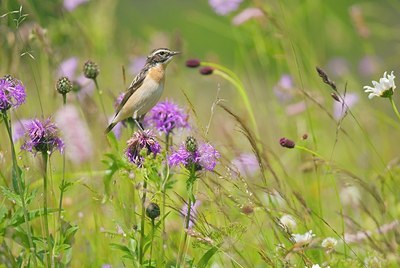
[105,48,180,134]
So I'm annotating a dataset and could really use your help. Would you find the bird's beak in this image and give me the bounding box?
[171,51,181,56]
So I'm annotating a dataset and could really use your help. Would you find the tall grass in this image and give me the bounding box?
[1,0,400,267]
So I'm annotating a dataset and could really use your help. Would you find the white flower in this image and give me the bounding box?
[279,214,297,231]
[291,230,315,246]
[321,237,338,250]
[311,265,321,268]
[364,71,396,99]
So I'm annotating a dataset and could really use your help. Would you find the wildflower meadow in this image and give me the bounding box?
[1,0,400,267]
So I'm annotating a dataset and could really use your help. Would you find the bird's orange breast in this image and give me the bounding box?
[148,64,166,84]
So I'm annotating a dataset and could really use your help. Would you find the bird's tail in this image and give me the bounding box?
[104,122,117,134]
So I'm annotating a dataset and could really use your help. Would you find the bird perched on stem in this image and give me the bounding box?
[105,48,180,133]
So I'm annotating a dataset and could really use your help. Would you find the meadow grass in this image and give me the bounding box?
[1,0,400,267]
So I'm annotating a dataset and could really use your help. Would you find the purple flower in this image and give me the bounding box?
[12,119,30,142]
[209,0,243,15]
[125,130,161,167]
[169,137,220,172]
[273,74,295,103]
[55,105,93,164]
[63,0,88,11]
[144,100,189,135]
[231,153,260,177]
[279,137,295,149]
[333,93,359,120]
[0,76,26,111]
[232,7,264,25]
[21,118,64,155]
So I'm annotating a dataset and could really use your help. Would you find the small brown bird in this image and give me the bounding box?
[105,48,180,133]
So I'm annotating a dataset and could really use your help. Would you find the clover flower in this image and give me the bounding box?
[209,0,243,15]
[291,230,315,246]
[21,118,64,155]
[169,137,220,172]
[364,71,396,99]
[0,75,26,111]
[125,130,161,167]
[144,100,189,135]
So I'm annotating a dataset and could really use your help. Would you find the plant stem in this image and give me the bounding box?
[161,133,170,261]
[57,94,67,263]
[42,153,52,267]
[139,180,148,265]
[177,198,192,267]
[149,219,155,266]
[389,96,400,122]
[93,78,108,122]
[2,112,37,266]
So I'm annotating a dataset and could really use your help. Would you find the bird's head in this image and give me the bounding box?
[147,48,180,66]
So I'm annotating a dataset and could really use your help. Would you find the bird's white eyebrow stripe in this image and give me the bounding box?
[150,48,170,57]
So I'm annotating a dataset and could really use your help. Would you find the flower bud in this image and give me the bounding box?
[146,202,160,220]
[279,137,295,149]
[56,77,73,95]
[83,60,99,79]
[199,66,214,75]
[186,59,201,68]
[185,136,198,153]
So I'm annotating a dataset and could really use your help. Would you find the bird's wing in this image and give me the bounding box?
[113,66,149,117]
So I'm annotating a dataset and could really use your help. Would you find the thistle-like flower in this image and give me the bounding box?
[56,76,73,95]
[21,118,64,155]
[125,130,161,167]
[169,137,220,172]
[144,100,189,135]
[364,71,396,99]
[83,60,100,80]
[0,75,26,111]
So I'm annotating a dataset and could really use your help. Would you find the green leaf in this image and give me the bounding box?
[10,208,59,227]
[1,186,22,207]
[197,246,219,268]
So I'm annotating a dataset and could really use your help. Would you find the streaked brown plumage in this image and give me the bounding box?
[105,48,180,133]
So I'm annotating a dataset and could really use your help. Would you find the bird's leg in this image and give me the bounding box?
[134,119,144,132]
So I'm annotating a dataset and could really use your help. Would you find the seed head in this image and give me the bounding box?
[146,203,160,220]
[56,77,73,95]
[186,59,201,68]
[199,66,214,75]
[83,60,99,79]
[279,137,295,149]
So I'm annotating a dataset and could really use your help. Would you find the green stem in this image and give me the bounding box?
[294,145,326,161]
[2,111,37,266]
[149,219,155,266]
[57,95,67,260]
[139,180,148,265]
[161,133,170,262]
[93,78,108,122]
[200,62,259,140]
[389,96,400,122]
[42,153,52,268]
